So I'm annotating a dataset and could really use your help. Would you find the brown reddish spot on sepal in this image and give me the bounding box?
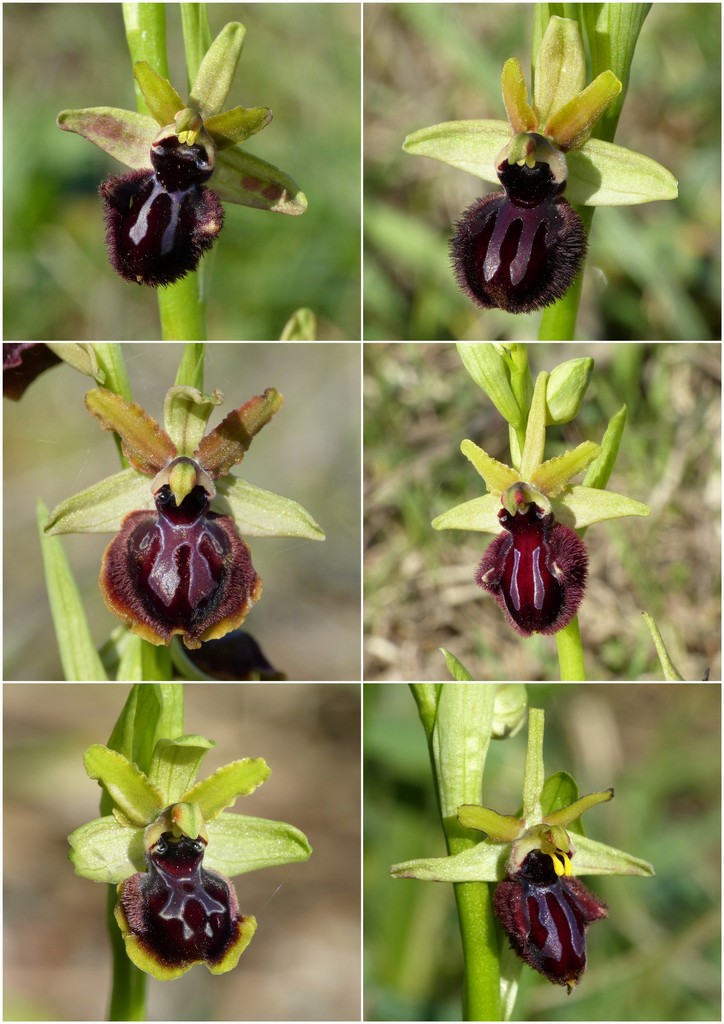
[115,833,256,980]
[100,484,261,649]
[494,849,607,991]
[476,504,587,636]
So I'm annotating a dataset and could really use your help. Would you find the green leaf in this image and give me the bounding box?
[148,735,216,804]
[68,815,144,882]
[456,343,525,429]
[205,106,273,149]
[582,404,627,492]
[175,343,205,389]
[133,61,184,126]
[431,683,495,821]
[182,758,271,820]
[539,770,579,820]
[279,307,317,341]
[440,647,474,681]
[205,813,312,876]
[403,119,510,184]
[566,138,678,205]
[83,745,163,825]
[214,477,325,540]
[45,344,106,385]
[85,389,176,475]
[190,22,246,118]
[91,344,133,402]
[57,107,157,170]
[36,501,107,681]
[642,611,685,681]
[163,385,222,456]
[212,146,308,214]
[44,468,151,535]
[105,683,185,775]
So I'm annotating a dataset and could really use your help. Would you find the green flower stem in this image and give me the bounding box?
[122,3,208,340]
[413,684,502,1020]
[181,2,213,87]
[555,615,586,680]
[107,885,147,1021]
[535,3,649,339]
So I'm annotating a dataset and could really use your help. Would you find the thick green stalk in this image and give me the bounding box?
[122,3,208,340]
[107,886,146,1021]
[555,616,586,680]
[415,684,502,1020]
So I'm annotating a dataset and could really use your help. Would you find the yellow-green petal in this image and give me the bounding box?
[500,58,537,133]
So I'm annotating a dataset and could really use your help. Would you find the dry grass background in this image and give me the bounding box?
[364,342,721,681]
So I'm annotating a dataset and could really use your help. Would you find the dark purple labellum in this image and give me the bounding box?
[118,833,243,973]
[494,849,608,991]
[100,481,261,649]
[449,157,586,313]
[476,504,587,636]
[3,343,62,400]
[100,135,223,287]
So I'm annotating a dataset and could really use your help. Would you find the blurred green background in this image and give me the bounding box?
[4,682,361,1021]
[4,4,360,340]
[364,3,721,341]
[364,683,721,1021]
[4,342,360,680]
[364,343,721,681]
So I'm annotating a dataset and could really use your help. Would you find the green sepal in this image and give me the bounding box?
[440,647,473,681]
[162,385,222,457]
[390,841,505,883]
[456,343,525,430]
[402,119,677,206]
[181,758,271,821]
[568,834,654,877]
[545,358,593,425]
[566,138,678,205]
[133,61,184,127]
[431,493,501,533]
[85,388,176,476]
[530,441,601,496]
[460,440,519,494]
[212,146,308,214]
[457,805,522,841]
[57,107,156,170]
[521,708,545,823]
[190,22,246,119]
[534,16,587,125]
[403,119,511,185]
[552,484,650,528]
[205,105,273,149]
[546,70,622,151]
[83,745,163,826]
[205,812,312,876]
[44,467,152,535]
[36,501,108,681]
[500,58,536,133]
[68,815,144,882]
[195,388,283,476]
[215,477,326,540]
[642,612,685,681]
[147,735,216,805]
